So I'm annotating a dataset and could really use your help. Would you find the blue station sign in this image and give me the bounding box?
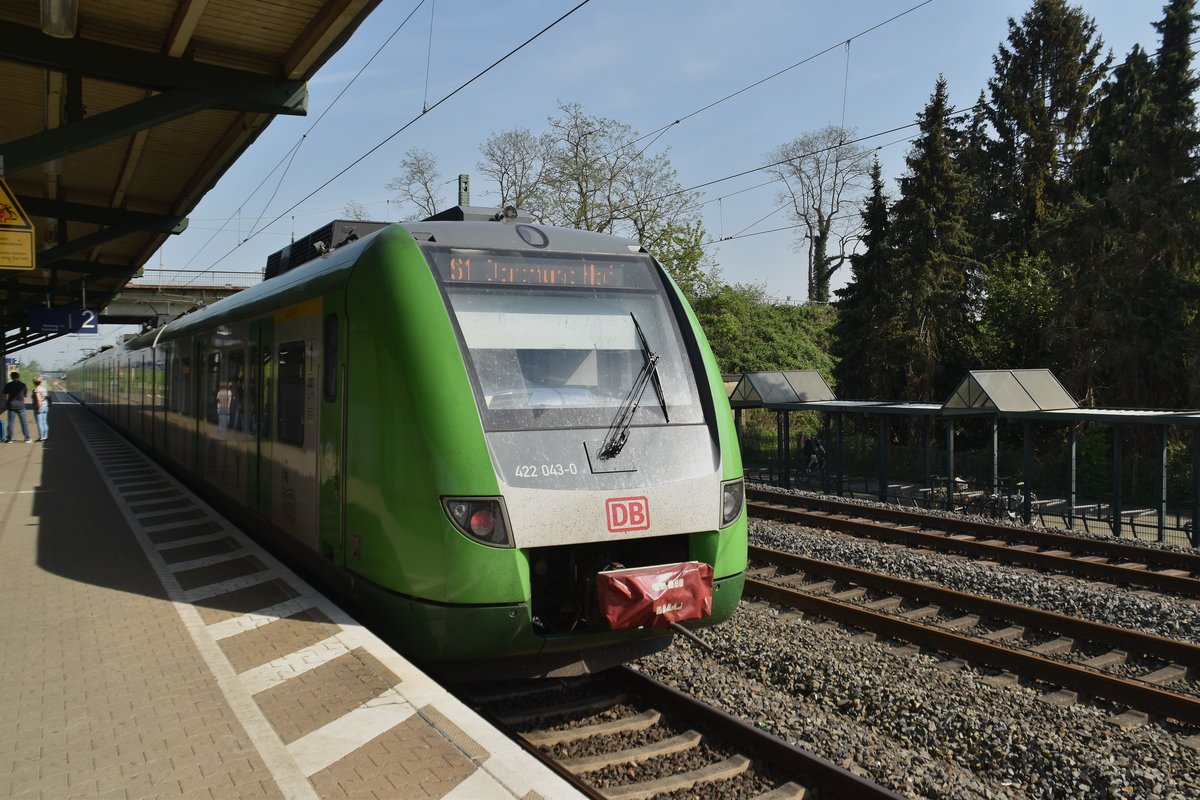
[27,308,98,334]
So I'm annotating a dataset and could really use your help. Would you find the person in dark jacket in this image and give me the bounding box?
[3,371,30,443]
[803,433,826,472]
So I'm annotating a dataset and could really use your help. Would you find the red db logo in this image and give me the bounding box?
[606,496,650,533]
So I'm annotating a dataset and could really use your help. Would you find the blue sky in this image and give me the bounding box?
[31,0,1168,368]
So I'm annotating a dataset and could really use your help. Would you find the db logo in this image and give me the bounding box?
[606,496,650,533]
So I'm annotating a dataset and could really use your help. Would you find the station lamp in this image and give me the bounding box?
[41,0,79,38]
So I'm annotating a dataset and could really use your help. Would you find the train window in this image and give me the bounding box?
[277,340,305,446]
[227,349,245,432]
[323,313,337,401]
[204,352,220,424]
[431,249,704,432]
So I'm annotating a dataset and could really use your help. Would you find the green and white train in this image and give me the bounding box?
[68,208,747,674]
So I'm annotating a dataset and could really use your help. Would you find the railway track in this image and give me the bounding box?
[748,487,1200,597]
[745,544,1200,725]
[457,666,904,799]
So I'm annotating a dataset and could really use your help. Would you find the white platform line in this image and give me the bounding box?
[156,532,230,551]
[442,769,513,799]
[137,511,209,528]
[181,571,288,603]
[136,515,213,533]
[238,635,349,695]
[287,695,416,777]
[166,550,249,572]
[207,597,319,642]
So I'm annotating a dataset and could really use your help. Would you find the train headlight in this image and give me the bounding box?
[443,497,514,548]
[720,479,744,528]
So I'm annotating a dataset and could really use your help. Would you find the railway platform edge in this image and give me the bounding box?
[0,399,580,799]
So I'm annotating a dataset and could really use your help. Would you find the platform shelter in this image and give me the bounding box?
[729,369,1200,547]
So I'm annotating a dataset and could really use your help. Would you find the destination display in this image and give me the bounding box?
[431,250,656,290]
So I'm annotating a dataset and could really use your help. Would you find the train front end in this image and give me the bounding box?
[346,219,746,673]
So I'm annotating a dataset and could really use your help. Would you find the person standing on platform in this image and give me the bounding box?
[32,376,49,442]
[3,371,31,443]
[216,381,233,438]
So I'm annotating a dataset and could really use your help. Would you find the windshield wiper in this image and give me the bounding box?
[598,313,668,460]
[635,313,670,426]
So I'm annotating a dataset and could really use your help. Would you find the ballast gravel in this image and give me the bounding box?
[632,511,1200,799]
[750,518,1200,644]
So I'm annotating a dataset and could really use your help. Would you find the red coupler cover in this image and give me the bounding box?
[596,561,714,630]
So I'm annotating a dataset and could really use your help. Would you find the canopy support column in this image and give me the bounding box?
[1112,427,1123,538]
[1022,421,1032,525]
[1068,425,1078,531]
[878,417,888,503]
[835,412,844,497]
[945,419,955,512]
[1158,426,1168,543]
[1192,429,1199,548]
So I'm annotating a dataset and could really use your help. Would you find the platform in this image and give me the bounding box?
[0,399,580,799]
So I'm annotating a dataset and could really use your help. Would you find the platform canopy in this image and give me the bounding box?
[944,369,1079,413]
[728,370,836,409]
[0,0,381,353]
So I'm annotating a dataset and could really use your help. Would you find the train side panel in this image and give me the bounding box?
[343,228,521,598]
[659,266,748,585]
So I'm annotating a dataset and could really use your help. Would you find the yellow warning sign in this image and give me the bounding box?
[0,178,35,270]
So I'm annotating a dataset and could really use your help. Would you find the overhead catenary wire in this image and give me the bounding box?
[422,0,437,113]
[187,0,595,281]
[179,0,430,279]
[692,29,1200,245]
[175,10,1200,283]
[694,106,980,245]
[613,0,936,159]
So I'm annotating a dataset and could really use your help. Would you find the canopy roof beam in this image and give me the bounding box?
[1,86,306,175]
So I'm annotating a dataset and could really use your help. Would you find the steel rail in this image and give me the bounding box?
[749,544,1200,667]
[616,667,906,800]
[748,497,1200,597]
[748,487,1200,573]
[743,577,1200,726]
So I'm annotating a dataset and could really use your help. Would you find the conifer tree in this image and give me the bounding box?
[831,160,900,399]
[1063,0,1200,407]
[978,0,1108,377]
[885,78,980,402]
[986,0,1109,253]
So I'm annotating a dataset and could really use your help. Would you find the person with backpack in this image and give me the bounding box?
[3,371,31,443]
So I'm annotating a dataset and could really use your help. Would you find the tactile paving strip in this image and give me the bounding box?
[74,414,571,800]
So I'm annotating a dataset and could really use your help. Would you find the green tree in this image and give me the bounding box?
[986,0,1110,253]
[650,221,719,302]
[831,160,904,399]
[1052,45,1156,402]
[886,78,980,401]
[1060,0,1200,407]
[692,284,833,375]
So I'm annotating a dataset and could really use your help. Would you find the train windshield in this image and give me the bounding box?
[428,248,704,432]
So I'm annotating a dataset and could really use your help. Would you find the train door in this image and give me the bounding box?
[271,299,320,550]
[318,295,346,564]
[165,339,193,470]
[149,350,158,448]
[198,328,248,502]
[157,345,170,449]
[138,353,147,440]
[248,317,274,518]
[200,343,219,474]
[122,356,131,428]
[190,337,202,471]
